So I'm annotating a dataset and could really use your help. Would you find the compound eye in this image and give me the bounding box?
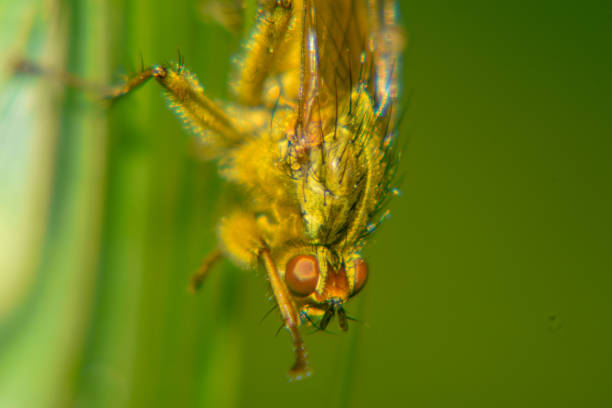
[352,259,368,294]
[285,255,319,296]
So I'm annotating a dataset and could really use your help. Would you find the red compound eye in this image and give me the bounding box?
[285,255,319,296]
[352,259,369,294]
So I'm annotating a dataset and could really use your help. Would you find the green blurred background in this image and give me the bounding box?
[1,0,611,407]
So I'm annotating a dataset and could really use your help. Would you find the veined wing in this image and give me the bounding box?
[295,0,401,146]
[307,0,370,107]
[289,0,402,245]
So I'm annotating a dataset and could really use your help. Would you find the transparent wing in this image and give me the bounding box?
[308,0,371,106]
[297,0,401,139]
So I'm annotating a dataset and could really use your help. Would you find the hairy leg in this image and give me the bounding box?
[231,0,295,106]
[14,60,243,152]
[218,210,310,379]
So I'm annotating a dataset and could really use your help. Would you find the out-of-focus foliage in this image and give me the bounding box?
[1,1,611,407]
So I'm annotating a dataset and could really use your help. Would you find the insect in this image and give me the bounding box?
[19,0,403,379]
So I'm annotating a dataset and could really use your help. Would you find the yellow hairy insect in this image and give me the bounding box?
[22,0,403,379]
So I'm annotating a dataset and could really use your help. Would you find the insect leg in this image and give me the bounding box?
[105,68,158,100]
[14,59,244,150]
[189,248,224,292]
[218,212,310,379]
[259,247,310,380]
[152,64,243,149]
[232,0,294,106]
[11,58,149,99]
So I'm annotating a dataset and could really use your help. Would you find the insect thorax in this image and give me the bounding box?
[220,81,391,264]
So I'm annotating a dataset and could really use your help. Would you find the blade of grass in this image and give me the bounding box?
[0,0,109,406]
